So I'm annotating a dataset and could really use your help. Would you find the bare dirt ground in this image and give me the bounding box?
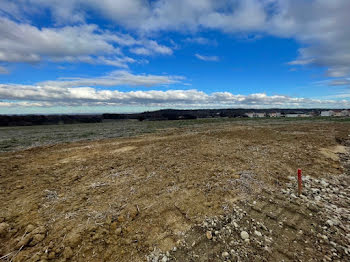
[0,120,349,261]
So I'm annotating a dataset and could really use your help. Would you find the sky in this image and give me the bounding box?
[0,0,350,114]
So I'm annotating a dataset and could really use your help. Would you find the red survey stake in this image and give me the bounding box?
[297,168,302,196]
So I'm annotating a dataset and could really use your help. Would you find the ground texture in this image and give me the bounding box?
[0,120,349,261]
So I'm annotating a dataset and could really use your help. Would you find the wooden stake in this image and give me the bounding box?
[298,168,302,196]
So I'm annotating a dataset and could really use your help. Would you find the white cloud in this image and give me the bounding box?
[0,66,9,74]
[268,0,350,78]
[130,40,173,56]
[195,54,219,62]
[1,0,350,84]
[38,70,184,87]
[14,0,347,79]
[320,78,350,87]
[0,17,172,66]
[0,17,121,65]
[1,82,349,109]
[184,37,217,45]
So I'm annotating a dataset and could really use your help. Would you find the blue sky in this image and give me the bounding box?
[0,0,350,114]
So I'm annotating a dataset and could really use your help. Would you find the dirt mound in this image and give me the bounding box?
[153,172,350,261]
[0,121,349,261]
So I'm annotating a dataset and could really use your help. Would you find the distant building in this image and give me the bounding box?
[341,110,350,116]
[269,112,281,117]
[321,110,334,117]
[321,110,350,117]
[299,114,312,117]
[285,113,311,118]
[255,113,266,118]
[333,110,343,117]
[245,112,266,118]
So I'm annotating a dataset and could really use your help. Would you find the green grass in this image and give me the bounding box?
[0,117,349,152]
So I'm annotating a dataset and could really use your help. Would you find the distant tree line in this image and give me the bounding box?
[0,114,103,126]
[0,108,322,127]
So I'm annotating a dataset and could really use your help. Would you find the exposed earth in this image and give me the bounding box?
[0,120,350,261]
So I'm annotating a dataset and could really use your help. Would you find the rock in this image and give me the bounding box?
[321,180,329,187]
[32,226,46,235]
[48,252,56,259]
[206,231,213,240]
[240,231,249,240]
[128,206,139,220]
[26,224,35,233]
[115,227,122,236]
[110,222,117,231]
[29,234,45,246]
[326,220,334,227]
[321,235,328,241]
[16,234,33,248]
[0,222,9,237]
[117,214,126,223]
[64,231,81,248]
[63,247,73,259]
[314,196,321,201]
[254,230,262,237]
[222,251,230,258]
[161,256,168,262]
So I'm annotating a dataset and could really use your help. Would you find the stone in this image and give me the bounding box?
[222,251,230,258]
[29,234,45,246]
[32,226,46,235]
[128,206,139,220]
[240,231,249,240]
[25,224,35,233]
[254,230,262,237]
[110,222,117,231]
[321,180,329,187]
[206,231,213,240]
[326,220,334,227]
[63,247,73,259]
[315,196,321,201]
[321,235,328,241]
[64,231,81,248]
[115,227,122,236]
[16,234,32,248]
[48,252,56,259]
[161,256,168,262]
[0,222,9,237]
[117,214,126,223]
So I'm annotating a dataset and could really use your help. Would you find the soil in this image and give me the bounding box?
[0,120,349,261]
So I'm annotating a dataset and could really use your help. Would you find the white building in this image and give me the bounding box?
[285,113,311,118]
[245,112,266,118]
[341,110,350,116]
[255,113,266,118]
[320,111,334,117]
[269,112,281,117]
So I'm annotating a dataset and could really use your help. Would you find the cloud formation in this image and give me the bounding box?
[38,70,184,88]
[0,66,8,74]
[1,82,349,109]
[195,54,219,62]
[0,17,172,67]
[1,1,349,79]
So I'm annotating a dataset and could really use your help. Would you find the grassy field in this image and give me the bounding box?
[1,117,349,152]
